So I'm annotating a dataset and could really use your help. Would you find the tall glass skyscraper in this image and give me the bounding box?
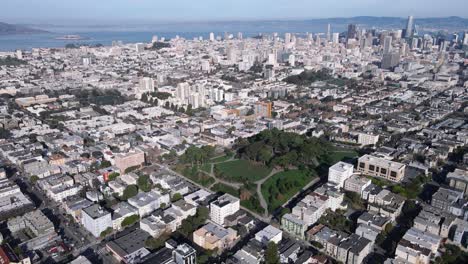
[405,16,415,38]
[347,24,357,40]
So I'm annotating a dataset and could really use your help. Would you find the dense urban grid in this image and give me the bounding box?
[0,16,467,264]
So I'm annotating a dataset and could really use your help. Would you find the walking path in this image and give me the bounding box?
[254,168,282,218]
[161,164,271,222]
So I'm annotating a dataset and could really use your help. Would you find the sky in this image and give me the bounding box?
[2,0,468,23]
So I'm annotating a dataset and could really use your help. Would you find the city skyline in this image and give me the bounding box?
[1,0,468,23]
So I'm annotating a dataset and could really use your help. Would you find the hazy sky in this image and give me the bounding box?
[2,0,467,23]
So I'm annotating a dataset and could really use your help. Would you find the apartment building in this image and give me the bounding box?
[193,222,239,252]
[328,161,354,188]
[81,204,113,237]
[209,194,240,226]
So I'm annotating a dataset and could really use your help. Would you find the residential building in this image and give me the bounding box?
[173,243,197,264]
[344,175,372,196]
[448,169,468,195]
[255,225,282,245]
[328,162,354,188]
[210,194,240,226]
[114,149,145,173]
[193,222,239,252]
[81,204,113,237]
[107,229,151,264]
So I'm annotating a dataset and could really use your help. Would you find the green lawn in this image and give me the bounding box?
[329,150,358,164]
[214,160,272,182]
[261,169,316,213]
[211,183,239,197]
[210,155,232,163]
[200,163,212,173]
[175,165,215,187]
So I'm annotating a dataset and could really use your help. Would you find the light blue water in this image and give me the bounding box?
[0,31,243,51]
[0,22,343,51]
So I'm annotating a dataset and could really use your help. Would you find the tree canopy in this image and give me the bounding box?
[121,214,139,227]
[137,175,153,192]
[122,185,138,200]
[283,69,332,86]
[265,242,280,264]
[179,145,216,165]
[236,128,332,168]
[0,56,27,66]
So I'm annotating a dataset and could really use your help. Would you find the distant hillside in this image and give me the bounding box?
[305,16,468,31]
[100,16,467,34]
[0,22,47,35]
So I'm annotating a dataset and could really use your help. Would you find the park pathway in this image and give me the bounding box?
[254,168,282,218]
[160,164,271,223]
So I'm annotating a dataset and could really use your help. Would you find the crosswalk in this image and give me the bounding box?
[97,247,108,255]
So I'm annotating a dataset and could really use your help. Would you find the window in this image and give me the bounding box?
[381,168,387,175]
[390,171,397,178]
[369,165,375,171]
[359,163,365,169]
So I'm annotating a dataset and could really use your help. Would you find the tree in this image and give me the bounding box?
[100,160,111,168]
[121,214,139,227]
[137,175,152,192]
[265,242,280,264]
[141,93,149,102]
[30,175,40,185]
[100,227,113,238]
[108,172,120,181]
[227,126,236,135]
[171,192,182,202]
[122,185,138,200]
[125,165,140,173]
[178,207,209,238]
[145,232,170,249]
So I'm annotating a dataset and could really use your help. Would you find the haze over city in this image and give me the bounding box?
[1,0,468,23]
[0,1,467,264]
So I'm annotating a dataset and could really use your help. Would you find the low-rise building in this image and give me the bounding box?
[112,202,139,230]
[255,225,283,245]
[357,154,406,182]
[447,169,468,196]
[344,175,372,196]
[128,191,169,217]
[107,229,151,264]
[193,222,239,252]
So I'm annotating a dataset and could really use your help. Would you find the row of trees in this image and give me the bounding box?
[236,128,332,168]
[283,69,332,86]
[0,56,27,66]
[141,92,196,115]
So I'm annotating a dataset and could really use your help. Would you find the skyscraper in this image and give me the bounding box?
[332,33,340,44]
[381,52,400,69]
[327,24,331,42]
[383,36,393,54]
[347,24,357,40]
[285,33,292,44]
[405,16,415,38]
